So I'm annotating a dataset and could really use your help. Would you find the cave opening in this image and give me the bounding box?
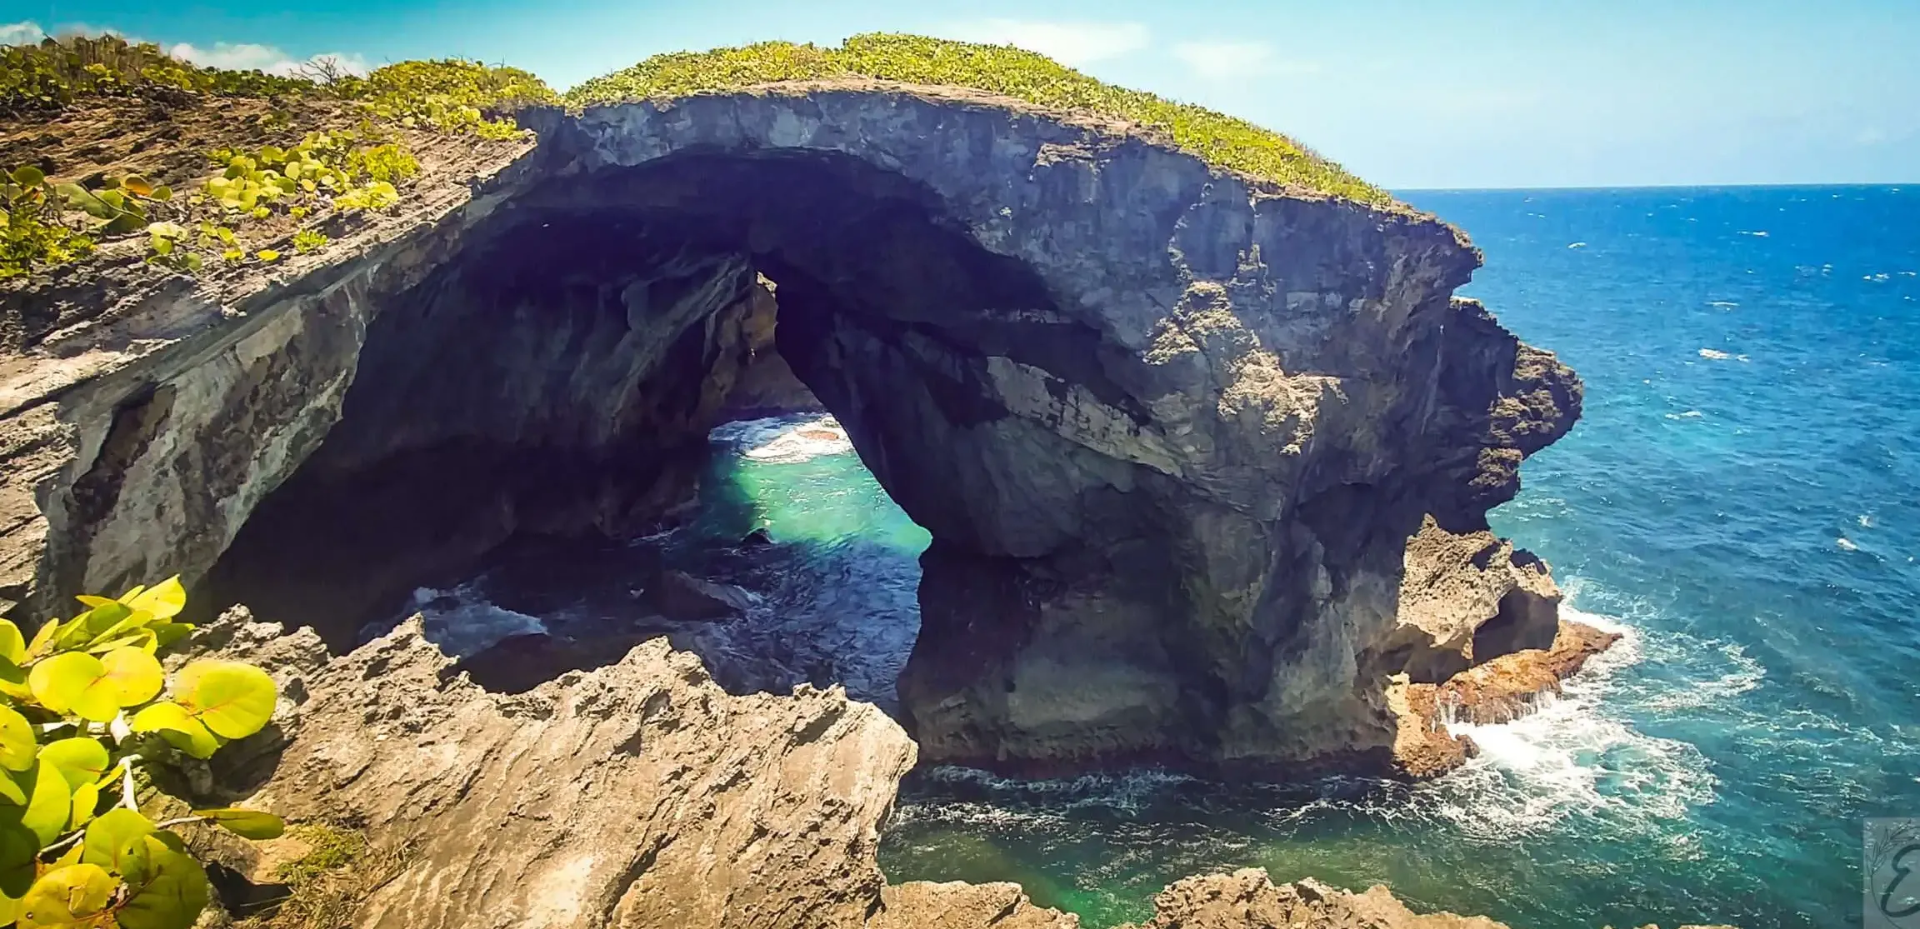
[197,148,1127,716]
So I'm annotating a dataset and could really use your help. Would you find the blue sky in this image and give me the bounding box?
[3,0,1916,188]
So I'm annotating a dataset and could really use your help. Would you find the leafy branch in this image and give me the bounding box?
[0,578,283,928]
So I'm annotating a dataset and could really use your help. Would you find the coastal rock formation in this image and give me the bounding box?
[0,81,1580,777]
[1119,869,1733,929]
[200,607,915,929]
[1122,870,1503,929]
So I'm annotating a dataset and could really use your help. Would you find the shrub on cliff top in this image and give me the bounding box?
[564,33,1391,206]
[0,34,314,115]
[0,577,283,928]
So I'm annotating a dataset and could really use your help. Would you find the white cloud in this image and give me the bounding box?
[0,21,48,45]
[167,41,370,78]
[942,19,1150,66]
[1172,40,1319,81]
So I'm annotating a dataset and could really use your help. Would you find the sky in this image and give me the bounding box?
[3,0,1917,189]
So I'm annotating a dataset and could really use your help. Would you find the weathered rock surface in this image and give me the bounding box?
[1118,869,1733,929]
[1122,869,1504,929]
[1,80,1581,777]
[201,607,914,929]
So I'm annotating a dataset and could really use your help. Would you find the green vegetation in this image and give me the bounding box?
[348,59,556,139]
[236,823,412,929]
[0,577,285,929]
[0,168,94,280]
[565,33,1389,204]
[0,32,556,281]
[0,34,312,115]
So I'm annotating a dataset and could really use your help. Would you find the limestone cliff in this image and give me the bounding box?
[0,80,1580,778]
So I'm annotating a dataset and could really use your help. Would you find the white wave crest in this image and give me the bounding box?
[399,584,547,658]
[711,415,853,464]
[1412,599,1714,840]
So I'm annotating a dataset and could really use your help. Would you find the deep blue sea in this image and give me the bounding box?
[421,186,1920,929]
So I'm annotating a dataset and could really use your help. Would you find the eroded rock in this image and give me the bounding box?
[203,608,913,929]
[3,81,1581,778]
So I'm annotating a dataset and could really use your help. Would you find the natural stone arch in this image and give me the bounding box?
[8,83,1580,778]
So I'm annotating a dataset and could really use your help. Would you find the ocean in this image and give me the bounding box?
[407,186,1920,929]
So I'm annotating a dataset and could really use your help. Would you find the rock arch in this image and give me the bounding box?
[3,83,1580,777]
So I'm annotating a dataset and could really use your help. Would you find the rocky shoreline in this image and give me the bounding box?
[0,64,1697,927]
[182,606,1679,929]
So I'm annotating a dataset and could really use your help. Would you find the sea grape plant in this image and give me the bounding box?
[0,167,94,280]
[0,577,284,928]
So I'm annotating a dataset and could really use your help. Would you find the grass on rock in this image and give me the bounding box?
[565,33,1391,205]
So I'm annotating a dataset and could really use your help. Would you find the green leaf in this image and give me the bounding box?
[9,167,43,187]
[122,578,185,621]
[127,703,219,759]
[0,822,40,897]
[0,762,72,845]
[16,863,116,928]
[0,706,35,772]
[150,186,173,202]
[0,620,22,665]
[24,618,56,659]
[150,623,193,651]
[38,739,108,790]
[254,249,280,263]
[0,658,27,703]
[113,833,208,929]
[103,211,145,235]
[66,780,98,831]
[173,661,276,739]
[28,649,162,723]
[190,808,283,840]
[79,809,154,876]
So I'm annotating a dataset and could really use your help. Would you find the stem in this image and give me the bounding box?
[119,754,141,811]
[39,830,84,858]
[151,816,203,830]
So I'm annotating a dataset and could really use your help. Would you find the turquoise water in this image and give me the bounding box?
[692,187,1920,929]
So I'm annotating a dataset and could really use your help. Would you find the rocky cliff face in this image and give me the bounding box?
[0,80,1580,778]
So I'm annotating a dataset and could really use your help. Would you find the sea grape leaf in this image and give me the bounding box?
[113,833,208,929]
[0,822,39,896]
[0,619,24,665]
[0,706,36,772]
[97,648,164,708]
[16,863,116,928]
[0,658,27,703]
[80,809,154,876]
[127,703,220,759]
[121,578,185,622]
[172,661,276,739]
[0,762,71,845]
[35,739,106,790]
[29,649,163,722]
[190,808,284,840]
[66,781,98,831]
